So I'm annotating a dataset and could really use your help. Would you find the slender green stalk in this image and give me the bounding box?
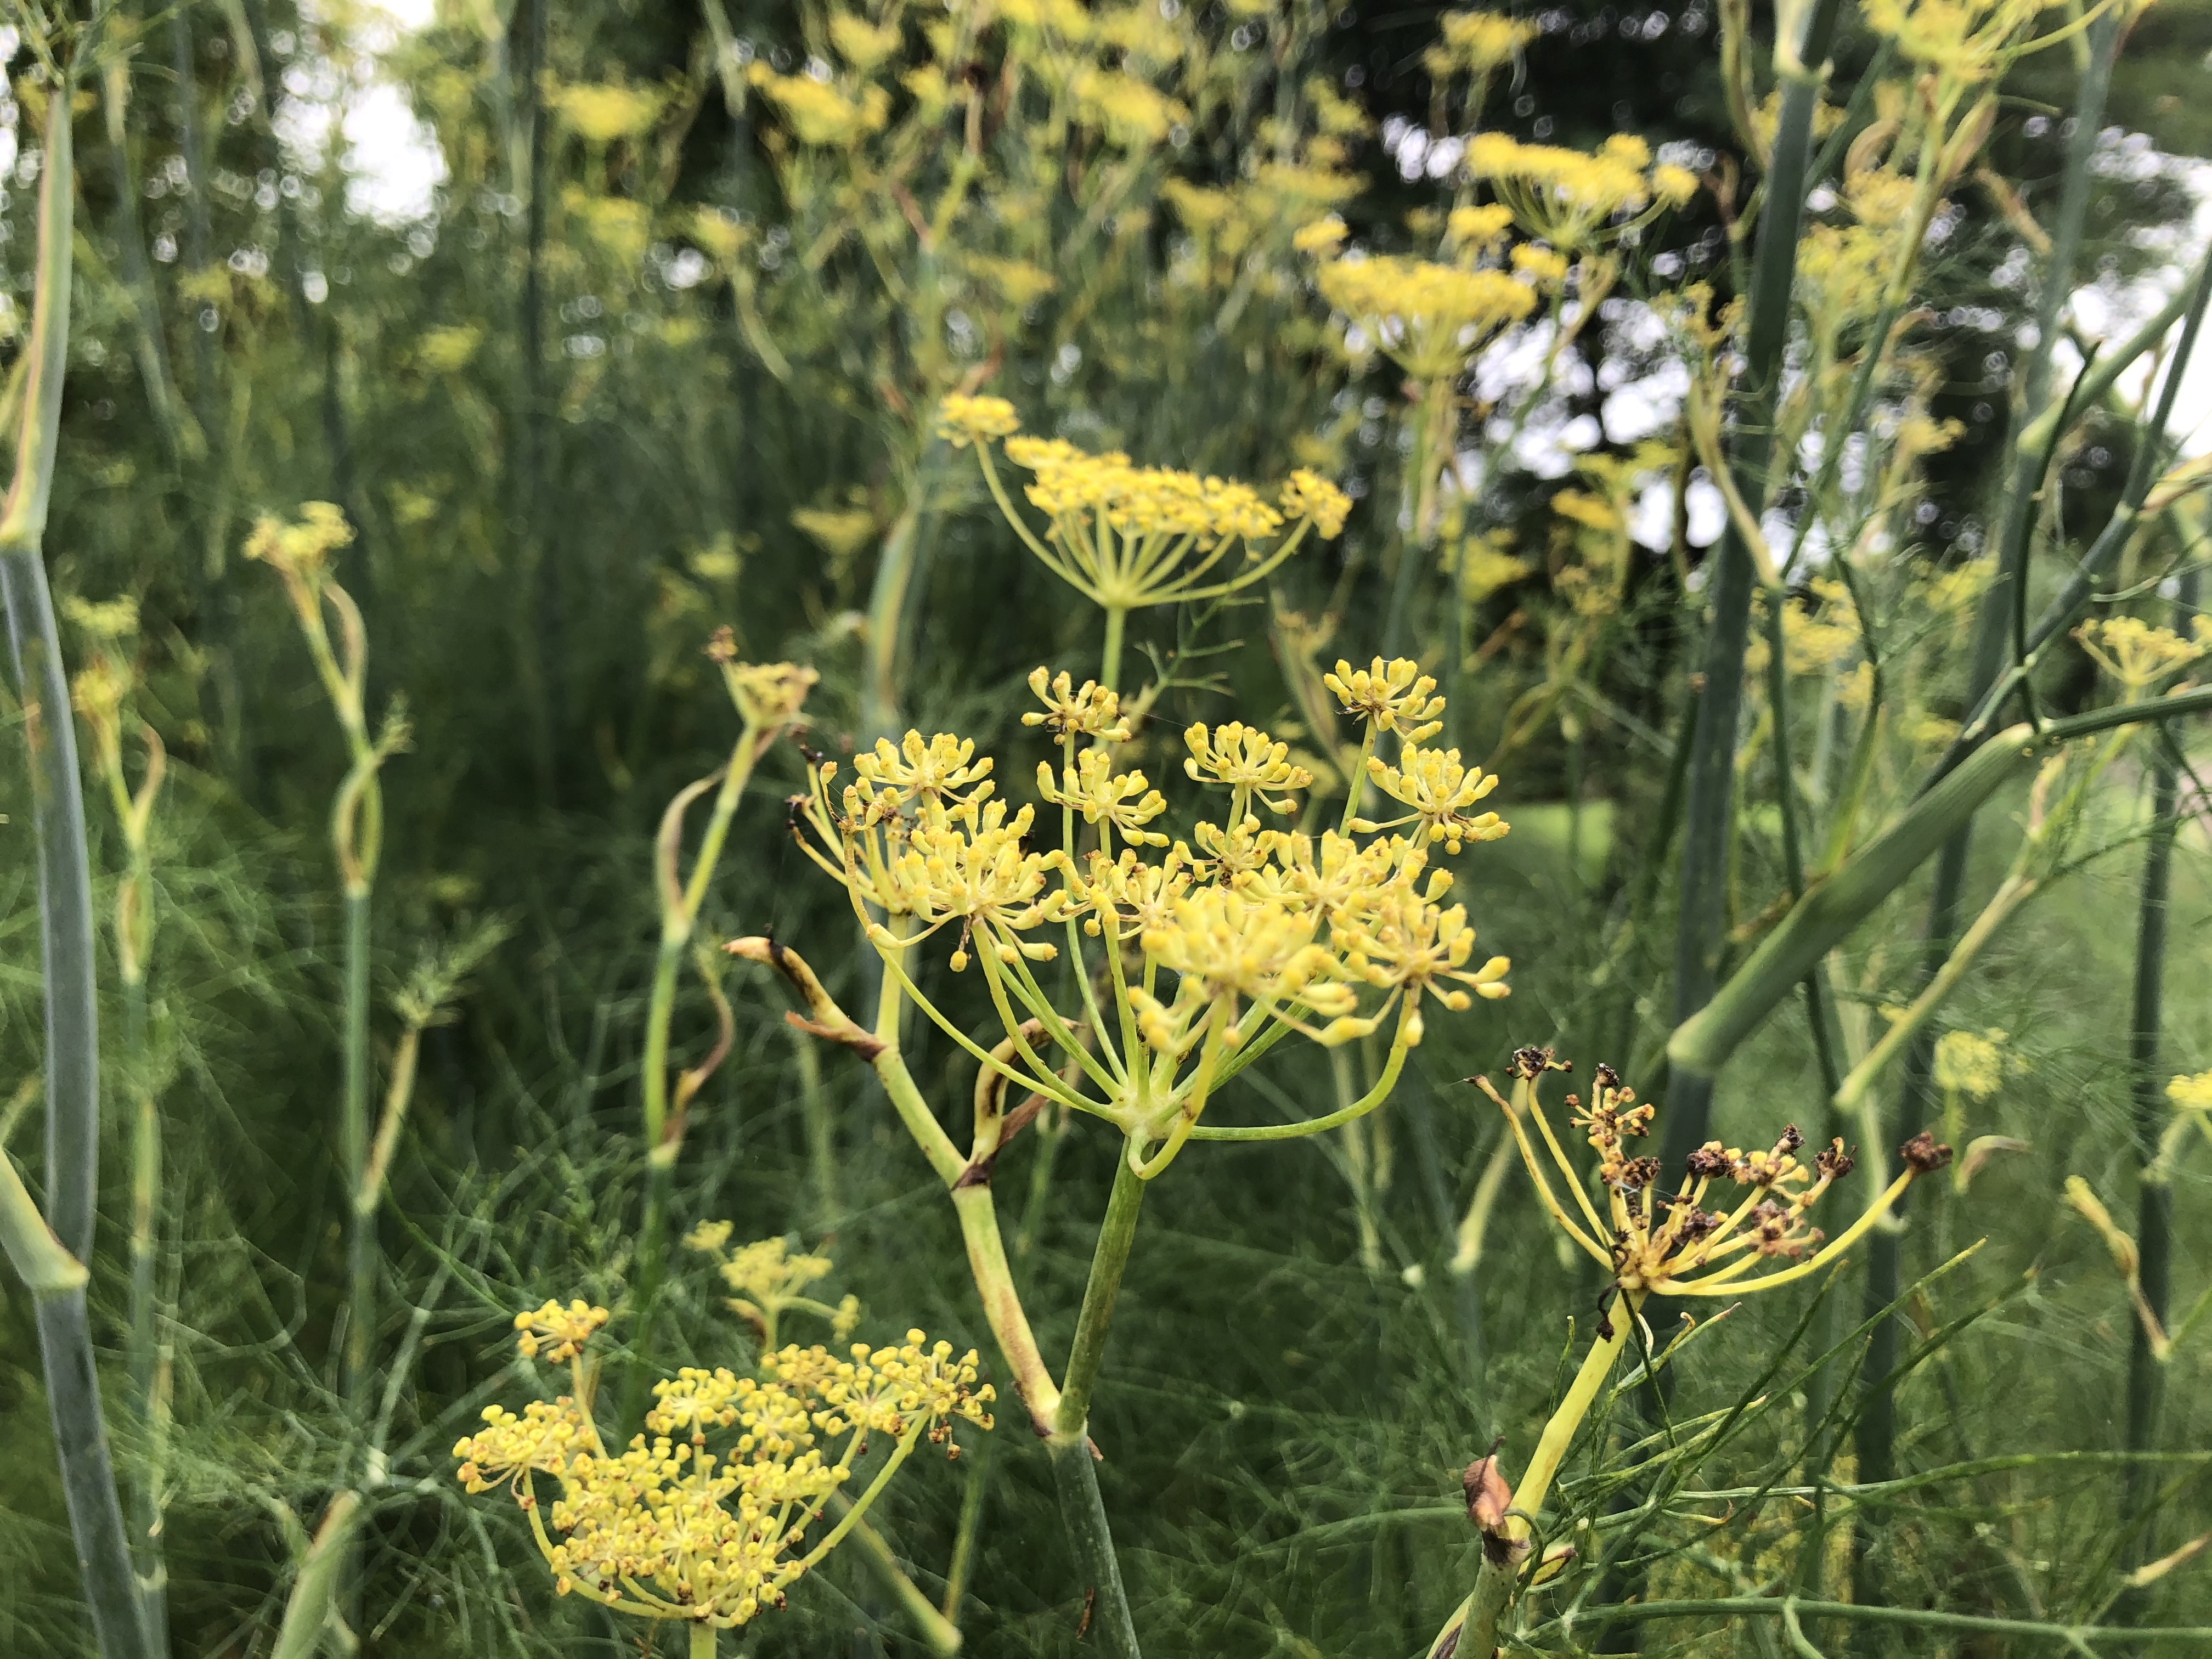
[1425,1301,1640,1658]
[2124,561,2194,1555]
[690,1621,717,1659]
[0,75,153,1659]
[1529,1597,2212,1645]
[341,887,373,1418]
[864,492,926,743]
[123,971,166,1655]
[835,1500,964,1656]
[795,1025,838,1227]
[1660,0,1842,1170]
[941,1425,993,1621]
[268,1490,364,1659]
[625,718,781,1424]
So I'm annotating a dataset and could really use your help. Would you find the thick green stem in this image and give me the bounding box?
[1100,603,1127,694]
[1047,1434,1142,1659]
[1,81,150,1659]
[341,887,374,1421]
[1053,1150,1148,1443]
[690,1622,716,1659]
[1661,0,1842,1167]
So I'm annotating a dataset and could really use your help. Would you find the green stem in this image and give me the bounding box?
[1660,0,1842,1169]
[1043,1148,1149,1657]
[690,1621,716,1659]
[941,1425,993,1621]
[2124,564,2193,1557]
[864,490,926,744]
[1100,603,1127,694]
[1053,1150,1148,1443]
[123,972,166,1652]
[269,1490,364,1659]
[1047,1433,1142,1659]
[796,1024,838,1228]
[0,80,151,1659]
[1425,1300,1640,1658]
[836,1500,964,1657]
[341,887,374,1422]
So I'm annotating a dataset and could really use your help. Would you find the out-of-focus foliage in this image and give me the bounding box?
[2,0,2211,1655]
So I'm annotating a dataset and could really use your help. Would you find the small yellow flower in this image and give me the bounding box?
[1318,255,1538,379]
[243,501,354,583]
[1324,657,1447,743]
[936,393,1023,449]
[1280,470,1353,537]
[512,1299,610,1363]
[1184,722,1315,814]
[1038,748,1171,847]
[1356,746,1509,853]
[1022,667,1132,741]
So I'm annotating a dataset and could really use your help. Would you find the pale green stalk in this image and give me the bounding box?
[625,720,776,1426]
[1424,1300,1641,1658]
[0,76,154,1659]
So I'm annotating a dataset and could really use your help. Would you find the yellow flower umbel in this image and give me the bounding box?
[1317,253,1538,381]
[684,1226,861,1350]
[1424,1054,1946,1659]
[454,1296,989,1647]
[1466,131,1699,253]
[2073,616,2212,692]
[939,399,1352,686]
[783,659,1513,1183]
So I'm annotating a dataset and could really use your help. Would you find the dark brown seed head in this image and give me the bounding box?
[1900,1130,1954,1173]
[1617,1155,1662,1190]
[1816,1138,1856,1180]
[1686,1142,1734,1179]
[1594,1062,1622,1090]
[1510,1045,1553,1080]
[1775,1124,1804,1155]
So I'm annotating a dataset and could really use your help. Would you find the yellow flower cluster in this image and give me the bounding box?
[1467,132,1698,251]
[2169,1071,2212,1113]
[747,64,890,146]
[1863,0,2065,83]
[1481,1053,1946,1308]
[455,1300,990,1632]
[243,501,354,584]
[790,658,1514,1177]
[940,402,1351,612]
[1933,1028,2007,1100]
[1423,9,1541,77]
[1323,657,1445,743]
[1317,255,1538,379]
[2073,615,2212,691]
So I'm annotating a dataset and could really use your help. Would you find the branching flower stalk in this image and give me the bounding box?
[1423,1051,1946,1659]
[938,396,1350,690]
[455,1288,991,1656]
[0,59,155,1659]
[72,600,171,1650]
[624,646,817,1426]
[737,657,1508,1653]
[246,502,408,1428]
